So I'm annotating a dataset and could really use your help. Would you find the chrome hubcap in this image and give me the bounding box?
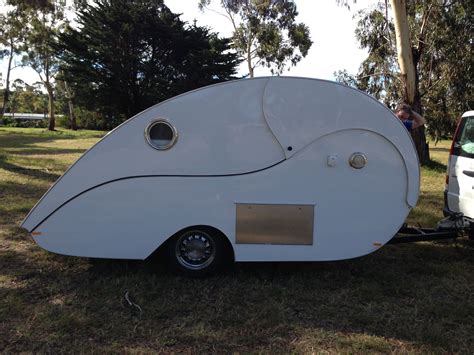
[175,231,215,270]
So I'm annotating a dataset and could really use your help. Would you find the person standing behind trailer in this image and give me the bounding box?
[395,103,426,131]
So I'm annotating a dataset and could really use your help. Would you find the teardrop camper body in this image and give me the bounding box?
[21,77,420,273]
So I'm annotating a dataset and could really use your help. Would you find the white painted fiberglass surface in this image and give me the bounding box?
[33,129,410,261]
[23,77,420,262]
[262,77,419,206]
[22,78,286,230]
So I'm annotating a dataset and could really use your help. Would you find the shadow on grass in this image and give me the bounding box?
[0,131,73,149]
[0,179,51,224]
[1,226,473,353]
[0,179,46,198]
[422,159,447,172]
[7,148,88,156]
[0,155,60,182]
[0,130,103,150]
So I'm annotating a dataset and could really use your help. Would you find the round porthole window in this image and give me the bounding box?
[145,120,178,150]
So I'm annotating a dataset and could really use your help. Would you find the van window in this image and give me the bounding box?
[145,120,177,150]
[454,116,474,157]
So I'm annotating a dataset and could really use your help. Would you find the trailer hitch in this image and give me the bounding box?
[389,212,470,244]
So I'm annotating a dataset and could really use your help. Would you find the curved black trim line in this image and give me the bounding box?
[30,159,285,231]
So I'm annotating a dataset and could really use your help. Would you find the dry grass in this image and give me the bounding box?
[406,140,453,228]
[0,127,473,353]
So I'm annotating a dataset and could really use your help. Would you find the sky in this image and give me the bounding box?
[0,0,377,86]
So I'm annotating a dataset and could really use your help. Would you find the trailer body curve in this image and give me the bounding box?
[22,77,420,262]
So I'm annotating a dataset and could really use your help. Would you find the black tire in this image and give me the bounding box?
[165,227,232,277]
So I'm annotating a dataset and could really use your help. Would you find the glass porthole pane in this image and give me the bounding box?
[146,120,177,150]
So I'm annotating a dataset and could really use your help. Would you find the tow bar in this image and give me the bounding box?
[389,212,472,244]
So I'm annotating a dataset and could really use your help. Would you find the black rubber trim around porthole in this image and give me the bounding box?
[29,159,285,232]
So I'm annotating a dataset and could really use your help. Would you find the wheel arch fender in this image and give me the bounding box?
[146,224,235,263]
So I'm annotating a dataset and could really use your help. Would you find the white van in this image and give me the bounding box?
[445,111,474,226]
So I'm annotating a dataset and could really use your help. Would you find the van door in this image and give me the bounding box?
[448,114,474,218]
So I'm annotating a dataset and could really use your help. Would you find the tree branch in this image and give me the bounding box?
[201,5,234,25]
[222,4,238,32]
[384,0,393,47]
[252,57,263,69]
[30,65,45,83]
[416,3,434,61]
[356,71,403,84]
[420,74,448,97]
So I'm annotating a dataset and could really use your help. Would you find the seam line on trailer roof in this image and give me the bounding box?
[261,77,286,156]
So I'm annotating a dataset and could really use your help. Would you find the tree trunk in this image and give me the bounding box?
[391,0,416,103]
[410,126,430,163]
[248,64,254,78]
[67,99,77,130]
[247,49,254,78]
[46,85,55,131]
[64,81,77,130]
[410,75,430,163]
[1,40,14,117]
[390,0,430,164]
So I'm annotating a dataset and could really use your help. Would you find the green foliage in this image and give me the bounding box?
[335,4,399,106]
[335,0,473,140]
[20,6,63,79]
[1,79,54,128]
[8,80,49,113]
[0,4,26,115]
[56,106,105,130]
[1,117,46,128]
[58,0,239,129]
[353,5,399,106]
[55,113,71,128]
[6,0,69,130]
[1,114,13,126]
[199,0,312,77]
[0,9,24,62]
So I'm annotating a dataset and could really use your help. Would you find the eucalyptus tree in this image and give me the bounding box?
[4,0,68,130]
[0,6,25,117]
[55,77,77,130]
[336,0,472,161]
[199,0,312,77]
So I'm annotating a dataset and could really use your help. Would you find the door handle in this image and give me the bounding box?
[462,170,474,177]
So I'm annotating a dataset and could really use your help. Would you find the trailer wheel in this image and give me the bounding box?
[166,227,231,277]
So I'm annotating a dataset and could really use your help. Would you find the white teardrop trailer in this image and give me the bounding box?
[21,77,467,276]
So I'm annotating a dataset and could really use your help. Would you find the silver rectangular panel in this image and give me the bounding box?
[236,203,314,245]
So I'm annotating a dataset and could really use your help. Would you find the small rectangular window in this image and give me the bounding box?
[454,116,474,158]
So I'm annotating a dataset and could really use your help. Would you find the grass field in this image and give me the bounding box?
[0,127,473,353]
